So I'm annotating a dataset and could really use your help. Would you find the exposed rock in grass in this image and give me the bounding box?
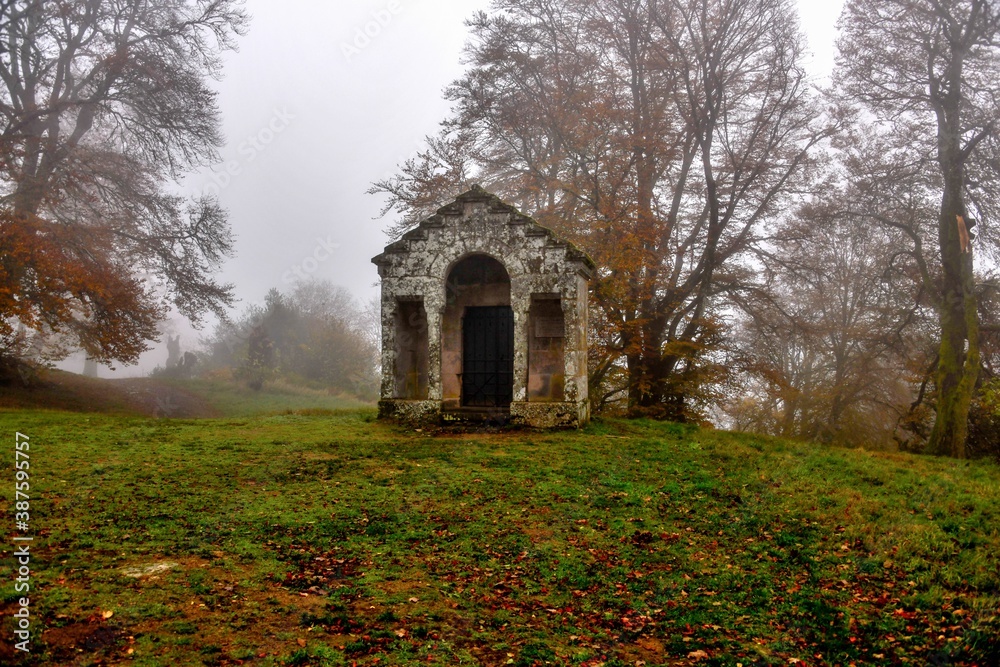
[121,561,179,578]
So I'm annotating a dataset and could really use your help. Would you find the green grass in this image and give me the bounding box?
[0,410,998,666]
[164,377,372,417]
[0,370,371,418]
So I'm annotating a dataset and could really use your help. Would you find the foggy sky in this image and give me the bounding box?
[83,0,845,375]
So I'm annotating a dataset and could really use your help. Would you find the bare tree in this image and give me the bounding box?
[837,0,1000,456]
[0,0,248,368]
[374,0,828,420]
[730,190,936,447]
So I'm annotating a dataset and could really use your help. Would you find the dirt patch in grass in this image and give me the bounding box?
[522,526,555,543]
[42,622,125,665]
[0,602,126,665]
[57,557,340,665]
[380,577,427,595]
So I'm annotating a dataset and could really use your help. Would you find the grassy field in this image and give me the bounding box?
[155,378,372,418]
[0,408,998,666]
[0,370,370,418]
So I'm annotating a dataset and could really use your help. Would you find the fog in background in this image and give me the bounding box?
[72,0,843,377]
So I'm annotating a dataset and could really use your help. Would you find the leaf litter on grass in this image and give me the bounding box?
[0,410,998,666]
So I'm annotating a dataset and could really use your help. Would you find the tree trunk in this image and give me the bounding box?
[928,226,980,457]
[928,180,980,458]
[926,27,982,458]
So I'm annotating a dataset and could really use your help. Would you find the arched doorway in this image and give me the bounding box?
[440,254,514,410]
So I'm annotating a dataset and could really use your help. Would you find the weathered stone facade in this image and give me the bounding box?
[372,186,594,428]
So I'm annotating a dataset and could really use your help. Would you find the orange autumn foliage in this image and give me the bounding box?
[0,212,161,365]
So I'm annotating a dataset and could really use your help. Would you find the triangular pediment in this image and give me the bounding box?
[372,185,595,275]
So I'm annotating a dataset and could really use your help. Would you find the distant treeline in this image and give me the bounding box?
[191,280,379,400]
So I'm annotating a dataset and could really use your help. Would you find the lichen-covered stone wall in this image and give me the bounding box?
[372,185,594,428]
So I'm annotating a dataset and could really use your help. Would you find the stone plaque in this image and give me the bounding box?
[535,317,565,338]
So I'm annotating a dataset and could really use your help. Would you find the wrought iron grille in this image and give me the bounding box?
[461,306,514,408]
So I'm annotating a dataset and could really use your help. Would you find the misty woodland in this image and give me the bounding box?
[4,2,1000,666]
[1,0,999,459]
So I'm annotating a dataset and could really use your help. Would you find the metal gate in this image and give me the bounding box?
[462,306,514,408]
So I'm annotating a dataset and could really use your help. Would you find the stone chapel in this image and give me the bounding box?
[372,185,594,428]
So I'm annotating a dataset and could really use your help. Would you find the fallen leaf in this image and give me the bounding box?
[688,650,709,660]
[297,638,306,647]
[101,610,114,620]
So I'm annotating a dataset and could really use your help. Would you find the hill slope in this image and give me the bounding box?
[0,369,218,417]
[0,369,370,417]
[0,411,997,666]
